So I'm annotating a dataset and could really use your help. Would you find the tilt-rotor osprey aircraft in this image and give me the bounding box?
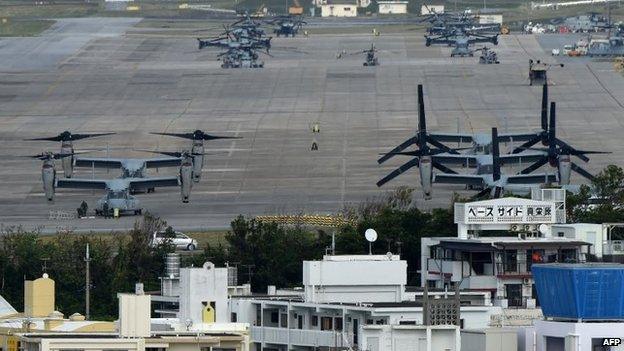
[430,128,558,198]
[151,130,240,182]
[25,131,115,178]
[377,85,557,199]
[514,101,610,185]
[379,84,552,160]
[71,152,193,193]
[32,150,197,215]
[425,30,499,57]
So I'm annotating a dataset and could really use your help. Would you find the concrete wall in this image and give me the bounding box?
[179,263,229,325]
[535,320,624,351]
[361,325,460,351]
[24,276,54,318]
[461,328,518,351]
[118,293,151,338]
[320,4,357,17]
[378,2,407,14]
[303,255,406,303]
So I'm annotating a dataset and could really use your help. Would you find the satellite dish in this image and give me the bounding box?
[365,228,378,243]
[539,224,549,235]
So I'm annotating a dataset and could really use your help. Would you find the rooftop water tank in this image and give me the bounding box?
[532,263,624,321]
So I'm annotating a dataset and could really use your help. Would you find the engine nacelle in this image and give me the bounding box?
[61,145,74,178]
[180,164,193,203]
[192,143,204,183]
[419,156,433,200]
[558,155,572,185]
[42,164,56,201]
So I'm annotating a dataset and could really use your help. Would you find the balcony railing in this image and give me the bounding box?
[250,326,346,347]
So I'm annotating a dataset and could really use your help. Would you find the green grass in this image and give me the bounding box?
[0,18,54,36]
[0,3,98,18]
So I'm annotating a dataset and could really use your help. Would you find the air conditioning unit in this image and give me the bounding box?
[523,278,531,285]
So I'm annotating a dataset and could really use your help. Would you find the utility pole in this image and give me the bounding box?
[84,243,91,320]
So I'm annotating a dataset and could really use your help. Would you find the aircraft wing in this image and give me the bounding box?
[506,174,558,184]
[145,158,182,168]
[432,154,479,166]
[498,152,546,165]
[433,174,484,186]
[468,36,497,45]
[498,132,541,142]
[74,158,125,169]
[428,133,474,143]
[56,179,108,190]
[127,177,180,190]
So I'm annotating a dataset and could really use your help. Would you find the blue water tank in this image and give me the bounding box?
[532,263,624,320]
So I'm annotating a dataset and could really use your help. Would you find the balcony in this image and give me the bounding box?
[426,258,471,282]
[250,326,347,347]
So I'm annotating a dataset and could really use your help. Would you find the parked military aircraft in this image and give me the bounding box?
[378,84,548,164]
[515,102,610,185]
[430,128,558,198]
[30,151,193,215]
[25,131,115,178]
[151,130,240,182]
[425,31,499,57]
[265,15,307,37]
[72,154,185,193]
[337,44,380,66]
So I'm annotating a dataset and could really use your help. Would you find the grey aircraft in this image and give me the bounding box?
[33,151,196,215]
[430,128,558,198]
[425,31,499,57]
[151,130,240,182]
[72,154,187,193]
[25,131,115,178]
[514,102,610,185]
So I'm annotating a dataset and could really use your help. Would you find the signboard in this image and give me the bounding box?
[459,199,556,225]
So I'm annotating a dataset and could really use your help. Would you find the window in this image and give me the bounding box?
[506,284,523,307]
[558,231,565,237]
[311,315,318,326]
[231,312,237,322]
[321,316,333,331]
[280,313,287,328]
[335,317,343,331]
[344,7,351,11]
[270,311,279,324]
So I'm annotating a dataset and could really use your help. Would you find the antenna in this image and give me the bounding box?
[84,243,91,320]
[365,228,378,255]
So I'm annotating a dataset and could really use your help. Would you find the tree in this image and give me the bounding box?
[567,165,624,224]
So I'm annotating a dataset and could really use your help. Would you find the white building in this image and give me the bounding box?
[321,0,357,17]
[421,194,596,311]
[178,262,229,325]
[361,324,460,351]
[520,321,624,351]
[377,1,408,14]
[230,254,501,350]
[551,222,624,261]
[303,254,406,303]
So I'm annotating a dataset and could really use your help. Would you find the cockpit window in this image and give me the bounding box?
[109,190,126,199]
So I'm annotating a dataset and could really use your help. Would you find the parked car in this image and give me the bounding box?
[151,230,198,251]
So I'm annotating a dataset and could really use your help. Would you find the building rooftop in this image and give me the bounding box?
[0,294,17,318]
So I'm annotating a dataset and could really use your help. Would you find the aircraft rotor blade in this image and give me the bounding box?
[376,158,420,187]
[377,136,418,164]
[432,161,457,174]
[519,157,549,174]
[570,162,595,181]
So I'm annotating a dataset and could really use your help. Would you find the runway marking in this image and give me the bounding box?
[585,64,624,110]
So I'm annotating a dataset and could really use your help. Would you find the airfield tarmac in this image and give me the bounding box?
[0,17,622,232]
